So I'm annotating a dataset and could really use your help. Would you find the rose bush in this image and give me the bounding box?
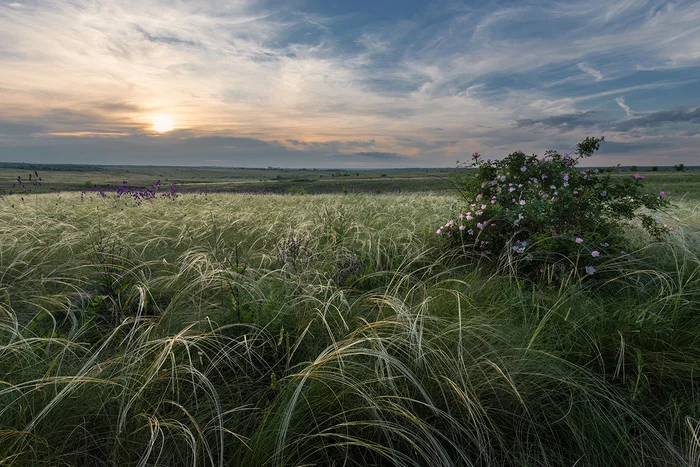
[438,137,672,276]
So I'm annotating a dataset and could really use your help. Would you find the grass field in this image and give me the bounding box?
[1,174,699,465]
[0,163,454,195]
[2,162,698,197]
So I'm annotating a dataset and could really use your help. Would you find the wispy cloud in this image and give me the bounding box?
[611,106,700,132]
[615,97,632,116]
[577,63,603,81]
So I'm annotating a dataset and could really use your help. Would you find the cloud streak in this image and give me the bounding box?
[577,63,603,81]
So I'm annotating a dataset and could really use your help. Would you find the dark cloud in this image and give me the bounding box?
[43,109,107,125]
[27,109,142,133]
[350,151,407,160]
[0,133,410,167]
[285,139,376,152]
[394,136,458,151]
[90,101,141,112]
[611,107,700,132]
[0,121,48,136]
[515,111,599,130]
[134,26,198,47]
[594,140,669,154]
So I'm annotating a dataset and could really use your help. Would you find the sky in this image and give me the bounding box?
[0,0,699,168]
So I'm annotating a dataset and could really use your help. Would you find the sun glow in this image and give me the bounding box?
[152,114,174,133]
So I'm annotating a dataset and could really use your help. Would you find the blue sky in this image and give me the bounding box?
[0,0,699,167]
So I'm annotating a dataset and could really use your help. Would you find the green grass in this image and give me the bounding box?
[0,163,454,195]
[2,162,698,197]
[0,190,699,465]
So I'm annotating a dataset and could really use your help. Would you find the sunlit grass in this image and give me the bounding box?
[1,192,698,465]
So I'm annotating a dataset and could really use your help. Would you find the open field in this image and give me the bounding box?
[0,163,455,195]
[2,163,698,197]
[1,180,699,465]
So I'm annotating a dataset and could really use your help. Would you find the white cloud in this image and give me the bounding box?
[615,97,632,116]
[577,63,603,81]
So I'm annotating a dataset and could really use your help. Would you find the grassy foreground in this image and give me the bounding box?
[0,192,699,466]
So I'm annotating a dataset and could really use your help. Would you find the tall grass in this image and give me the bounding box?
[1,192,698,466]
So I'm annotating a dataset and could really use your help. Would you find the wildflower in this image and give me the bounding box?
[477,222,484,229]
[563,173,569,181]
[519,200,526,205]
[509,187,516,192]
[585,265,596,274]
[659,190,666,199]
[459,225,465,231]
[466,215,473,221]
[575,237,583,243]
[601,136,605,140]
[468,229,474,235]
[669,227,674,231]
[436,229,442,235]
[591,250,600,257]
[634,173,644,179]
[491,199,496,204]
[521,166,527,172]
[481,204,487,210]
[472,152,481,159]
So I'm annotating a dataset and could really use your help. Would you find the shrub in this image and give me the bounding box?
[439,137,672,276]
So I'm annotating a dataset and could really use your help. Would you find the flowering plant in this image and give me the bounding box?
[438,137,672,276]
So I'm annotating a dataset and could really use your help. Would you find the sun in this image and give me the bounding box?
[152,114,174,133]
